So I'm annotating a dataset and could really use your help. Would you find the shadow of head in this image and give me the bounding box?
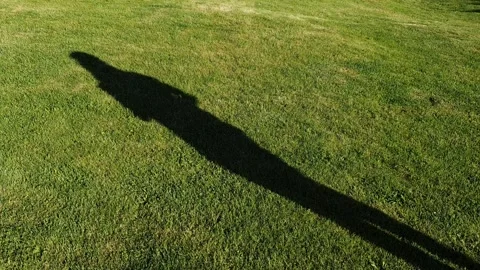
[70,51,198,121]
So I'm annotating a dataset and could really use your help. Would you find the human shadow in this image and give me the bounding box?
[71,52,479,269]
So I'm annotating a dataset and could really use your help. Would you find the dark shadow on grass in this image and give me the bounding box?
[71,52,479,270]
[465,0,480,12]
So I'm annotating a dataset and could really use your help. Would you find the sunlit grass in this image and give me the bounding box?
[0,0,479,268]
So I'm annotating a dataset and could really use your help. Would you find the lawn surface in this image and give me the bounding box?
[0,0,479,269]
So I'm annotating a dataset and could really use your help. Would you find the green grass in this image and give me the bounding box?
[0,0,479,269]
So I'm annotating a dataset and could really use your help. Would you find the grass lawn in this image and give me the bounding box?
[1,0,479,268]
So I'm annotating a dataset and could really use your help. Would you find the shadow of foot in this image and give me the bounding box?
[71,51,479,269]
